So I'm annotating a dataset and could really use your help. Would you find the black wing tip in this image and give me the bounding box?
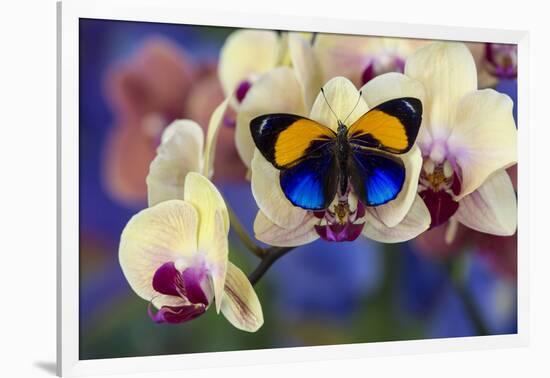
[404,97,423,113]
[379,96,423,112]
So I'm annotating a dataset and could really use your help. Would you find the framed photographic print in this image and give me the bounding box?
[58,0,529,376]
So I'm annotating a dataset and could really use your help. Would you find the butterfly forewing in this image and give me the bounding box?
[250,114,337,169]
[347,97,422,154]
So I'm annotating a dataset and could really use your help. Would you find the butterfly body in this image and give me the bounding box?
[335,120,352,195]
[251,97,423,211]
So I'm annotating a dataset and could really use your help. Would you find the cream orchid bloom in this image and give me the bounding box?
[146,98,229,206]
[314,34,428,88]
[219,29,297,109]
[119,172,263,331]
[219,29,280,107]
[235,33,322,168]
[364,42,517,238]
[250,76,430,246]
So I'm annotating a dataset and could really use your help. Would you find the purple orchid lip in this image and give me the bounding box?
[235,80,252,103]
[315,222,365,242]
[361,63,375,85]
[420,188,459,229]
[148,302,206,324]
[361,56,406,85]
[314,201,366,242]
[148,262,209,324]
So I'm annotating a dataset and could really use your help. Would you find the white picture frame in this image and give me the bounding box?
[57,0,530,376]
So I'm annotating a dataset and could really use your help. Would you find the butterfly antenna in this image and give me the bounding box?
[321,87,340,124]
[343,90,363,124]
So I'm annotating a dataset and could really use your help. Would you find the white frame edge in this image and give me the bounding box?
[57,0,530,376]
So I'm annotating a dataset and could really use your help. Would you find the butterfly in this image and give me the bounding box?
[250,93,423,211]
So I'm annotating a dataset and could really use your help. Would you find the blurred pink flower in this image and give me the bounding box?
[468,42,518,88]
[102,37,245,207]
[313,34,428,88]
[183,65,247,182]
[475,231,517,280]
[413,223,517,280]
[105,37,197,121]
[412,222,469,259]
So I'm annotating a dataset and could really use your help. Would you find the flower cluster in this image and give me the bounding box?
[118,30,517,332]
[119,103,263,331]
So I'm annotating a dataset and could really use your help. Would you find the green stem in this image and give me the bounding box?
[453,279,490,336]
[226,204,296,284]
[446,256,490,336]
[248,247,295,286]
[227,205,264,258]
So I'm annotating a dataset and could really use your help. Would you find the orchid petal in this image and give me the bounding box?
[288,32,323,110]
[368,146,422,227]
[220,262,264,332]
[363,195,430,243]
[360,72,426,106]
[209,210,229,313]
[250,150,309,229]
[146,120,204,206]
[309,76,368,132]
[218,29,280,101]
[183,173,229,312]
[447,89,517,199]
[405,42,477,141]
[204,97,230,177]
[315,35,424,87]
[254,210,319,247]
[454,170,517,235]
[119,200,199,303]
[236,67,307,167]
[314,34,379,86]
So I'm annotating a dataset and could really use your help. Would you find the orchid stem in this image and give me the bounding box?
[453,279,490,336]
[248,246,295,286]
[227,205,264,258]
[226,205,296,284]
[446,257,490,336]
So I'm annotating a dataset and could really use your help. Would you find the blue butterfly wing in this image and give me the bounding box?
[279,147,337,210]
[349,146,405,206]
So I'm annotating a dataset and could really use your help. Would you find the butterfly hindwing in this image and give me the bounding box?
[347,97,422,154]
[349,146,406,206]
[279,148,338,210]
[250,113,337,169]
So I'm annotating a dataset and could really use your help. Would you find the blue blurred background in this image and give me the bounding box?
[79,18,517,360]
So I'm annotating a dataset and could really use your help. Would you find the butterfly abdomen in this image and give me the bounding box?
[336,124,351,196]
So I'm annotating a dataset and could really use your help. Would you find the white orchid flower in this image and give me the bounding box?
[219,30,281,108]
[365,42,517,239]
[119,172,263,331]
[219,29,302,110]
[249,76,430,246]
[313,34,428,88]
[235,33,322,168]
[146,98,229,206]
